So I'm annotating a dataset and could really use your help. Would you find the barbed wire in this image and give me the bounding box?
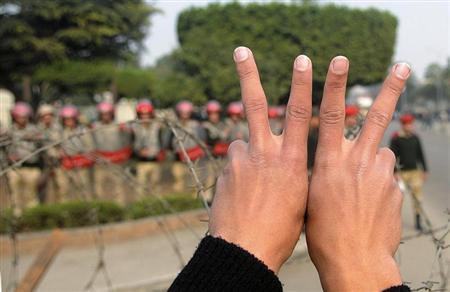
[1,115,448,291]
[0,115,220,291]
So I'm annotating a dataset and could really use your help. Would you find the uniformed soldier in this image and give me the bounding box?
[58,105,96,201]
[390,114,428,231]
[344,104,360,139]
[0,124,10,208]
[7,102,41,209]
[225,101,249,142]
[92,101,132,202]
[202,100,229,157]
[170,100,206,193]
[36,104,62,203]
[268,106,283,135]
[132,100,164,196]
[202,100,229,202]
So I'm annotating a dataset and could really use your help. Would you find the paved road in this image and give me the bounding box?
[1,123,448,291]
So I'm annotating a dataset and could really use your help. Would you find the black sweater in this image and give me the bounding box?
[169,236,411,291]
[389,132,427,172]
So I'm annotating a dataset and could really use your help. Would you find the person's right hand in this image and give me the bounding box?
[306,58,410,291]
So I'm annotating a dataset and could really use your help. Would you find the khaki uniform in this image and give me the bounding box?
[132,121,163,197]
[92,121,132,203]
[171,120,206,193]
[58,125,96,201]
[400,170,424,214]
[0,126,11,208]
[202,120,229,201]
[226,119,249,142]
[37,122,62,203]
[6,123,41,210]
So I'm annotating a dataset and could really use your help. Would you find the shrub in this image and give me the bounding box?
[0,195,203,234]
[127,195,203,219]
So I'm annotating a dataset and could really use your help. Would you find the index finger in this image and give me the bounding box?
[233,46,270,146]
[357,63,410,155]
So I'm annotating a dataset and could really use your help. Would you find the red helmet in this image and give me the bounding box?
[206,100,221,114]
[345,105,359,117]
[11,102,32,118]
[268,106,279,119]
[400,113,415,125]
[227,102,244,116]
[136,101,154,115]
[176,101,193,113]
[59,105,79,119]
[96,101,115,113]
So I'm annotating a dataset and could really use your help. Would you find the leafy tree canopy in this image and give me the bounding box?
[173,2,397,104]
[0,0,156,99]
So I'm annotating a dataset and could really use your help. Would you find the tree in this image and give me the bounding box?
[151,50,208,107]
[173,2,397,104]
[414,60,450,107]
[0,0,156,102]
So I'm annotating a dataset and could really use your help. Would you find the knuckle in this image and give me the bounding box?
[379,147,396,163]
[367,109,391,129]
[293,76,310,87]
[287,105,311,123]
[385,80,403,96]
[244,100,266,115]
[227,140,245,156]
[325,79,346,93]
[237,66,256,81]
[320,107,345,125]
[248,149,268,166]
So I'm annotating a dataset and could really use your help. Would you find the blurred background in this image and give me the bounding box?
[0,0,449,291]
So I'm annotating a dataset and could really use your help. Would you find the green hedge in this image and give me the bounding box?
[0,195,203,234]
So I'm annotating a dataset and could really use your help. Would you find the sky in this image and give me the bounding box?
[141,0,450,80]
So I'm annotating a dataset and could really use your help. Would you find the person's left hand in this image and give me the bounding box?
[209,46,312,273]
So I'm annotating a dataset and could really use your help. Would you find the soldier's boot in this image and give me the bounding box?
[415,214,422,231]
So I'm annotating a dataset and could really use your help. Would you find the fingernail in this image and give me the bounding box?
[233,47,249,62]
[332,56,349,74]
[393,63,411,80]
[295,55,310,71]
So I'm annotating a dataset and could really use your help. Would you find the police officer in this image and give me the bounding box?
[202,100,229,157]
[36,104,62,203]
[202,100,229,202]
[225,101,249,142]
[7,102,41,209]
[344,104,360,139]
[58,105,96,200]
[390,114,428,231]
[171,101,206,193]
[92,101,132,202]
[132,100,164,196]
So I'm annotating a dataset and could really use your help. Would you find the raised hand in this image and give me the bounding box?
[306,57,410,291]
[209,47,312,273]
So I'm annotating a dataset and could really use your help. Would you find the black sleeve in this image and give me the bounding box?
[169,236,282,292]
[383,285,411,292]
[415,136,428,172]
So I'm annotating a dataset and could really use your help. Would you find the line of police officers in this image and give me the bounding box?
[1,100,428,230]
[0,100,287,211]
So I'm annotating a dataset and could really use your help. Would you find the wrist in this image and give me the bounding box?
[210,232,285,274]
[316,253,402,291]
